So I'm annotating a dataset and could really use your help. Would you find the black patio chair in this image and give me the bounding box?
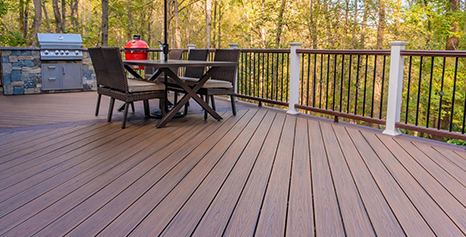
[89,47,166,128]
[181,49,240,119]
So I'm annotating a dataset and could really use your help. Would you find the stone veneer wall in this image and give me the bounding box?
[0,47,96,95]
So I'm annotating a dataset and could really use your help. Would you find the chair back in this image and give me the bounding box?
[89,47,128,92]
[184,49,210,78]
[210,49,240,84]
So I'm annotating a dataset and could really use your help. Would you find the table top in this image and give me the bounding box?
[124,59,238,68]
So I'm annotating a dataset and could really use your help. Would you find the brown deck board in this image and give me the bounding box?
[163,110,275,236]
[333,124,405,236]
[346,127,435,236]
[321,122,375,236]
[286,117,313,237]
[309,120,346,236]
[376,134,466,234]
[130,109,266,236]
[95,110,256,237]
[190,111,276,237]
[255,114,295,236]
[223,112,285,236]
[362,131,464,236]
[65,110,246,237]
[413,142,466,186]
[1,92,465,236]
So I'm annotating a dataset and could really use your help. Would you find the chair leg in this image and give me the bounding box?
[204,94,209,120]
[107,97,115,122]
[230,95,237,116]
[174,92,178,105]
[160,98,166,117]
[210,95,216,111]
[122,102,130,129]
[143,100,150,118]
[95,94,102,116]
[131,102,135,113]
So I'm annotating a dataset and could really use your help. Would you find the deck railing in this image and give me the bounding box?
[121,44,466,142]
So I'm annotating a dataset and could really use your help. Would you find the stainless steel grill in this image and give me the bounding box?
[37,33,83,60]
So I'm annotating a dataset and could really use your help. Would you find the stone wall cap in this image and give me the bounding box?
[0,47,40,51]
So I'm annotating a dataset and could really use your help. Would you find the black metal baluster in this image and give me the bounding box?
[261,53,265,99]
[326,54,330,110]
[347,55,352,113]
[313,54,317,107]
[363,55,369,117]
[286,54,290,101]
[438,57,446,130]
[426,56,435,128]
[319,54,323,108]
[405,56,413,124]
[281,53,285,101]
[252,52,256,97]
[240,52,244,94]
[266,53,270,99]
[301,54,305,104]
[275,52,280,101]
[449,57,459,132]
[371,55,377,118]
[340,55,345,112]
[333,54,337,111]
[415,56,423,126]
[354,55,361,115]
[379,55,386,119]
[307,54,311,106]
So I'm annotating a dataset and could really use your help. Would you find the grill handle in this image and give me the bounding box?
[47,66,56,69]
[48,77,57,81]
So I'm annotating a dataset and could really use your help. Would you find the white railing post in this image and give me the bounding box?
[229,43,240,101]
[188,44,196,51]
[287,42,302,115]
[383,41,409,136]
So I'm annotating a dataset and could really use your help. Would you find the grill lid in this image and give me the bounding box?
[37,33,83,49]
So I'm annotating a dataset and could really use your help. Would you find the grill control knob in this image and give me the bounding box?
[44,50,49,55]
[55,50,59,55]
[65,50,70,55]
[75,50,80,55]
[60,50,65,55]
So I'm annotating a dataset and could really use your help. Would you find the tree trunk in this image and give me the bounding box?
[128,1,132,41]
[52,0,62,32]
[343,0,349,48]
[275,0,287,47]
[61,0,66,32]
[360,0,368,48]
[30,0,41,46]
[174,0,182,48]
[309,0,317,49]
[42,3,51,33]
[101,0,109,46]
[446,0,460,50]
[213,0,217,48]
[205,0,212,48]
[70,0,79,28]
[218,5,222,48]
[352,0,358,48]
[19,0,30,38]
[376,0,385,49]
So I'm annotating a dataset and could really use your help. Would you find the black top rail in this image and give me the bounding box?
[297,49,391,55]
[401,50,466,57]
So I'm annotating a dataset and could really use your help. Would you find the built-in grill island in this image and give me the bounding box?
[37,33,83,90]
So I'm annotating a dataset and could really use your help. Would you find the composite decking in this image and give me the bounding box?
[0,92,465,236]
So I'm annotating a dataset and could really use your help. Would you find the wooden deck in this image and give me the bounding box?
[0,92,465,236]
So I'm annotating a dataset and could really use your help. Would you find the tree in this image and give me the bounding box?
[206,0,212,48]
[52,0,62,32]
[101,0,109,46]
[377,0,385,49]
[30,0,41,46]
[446,0,460,50]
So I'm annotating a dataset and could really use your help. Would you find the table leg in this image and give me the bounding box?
[156,68,222,128]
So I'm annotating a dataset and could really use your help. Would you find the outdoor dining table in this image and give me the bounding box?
[123,59,238,128]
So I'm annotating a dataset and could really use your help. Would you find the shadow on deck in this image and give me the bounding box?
[0,92,465,236]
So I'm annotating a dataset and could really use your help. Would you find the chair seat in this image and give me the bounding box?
[127,79,165,93]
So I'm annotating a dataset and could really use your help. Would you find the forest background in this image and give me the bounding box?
[1,0,465,51]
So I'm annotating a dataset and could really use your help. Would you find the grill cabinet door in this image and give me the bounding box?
[62,64,83,89]
[42,64,62,90]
